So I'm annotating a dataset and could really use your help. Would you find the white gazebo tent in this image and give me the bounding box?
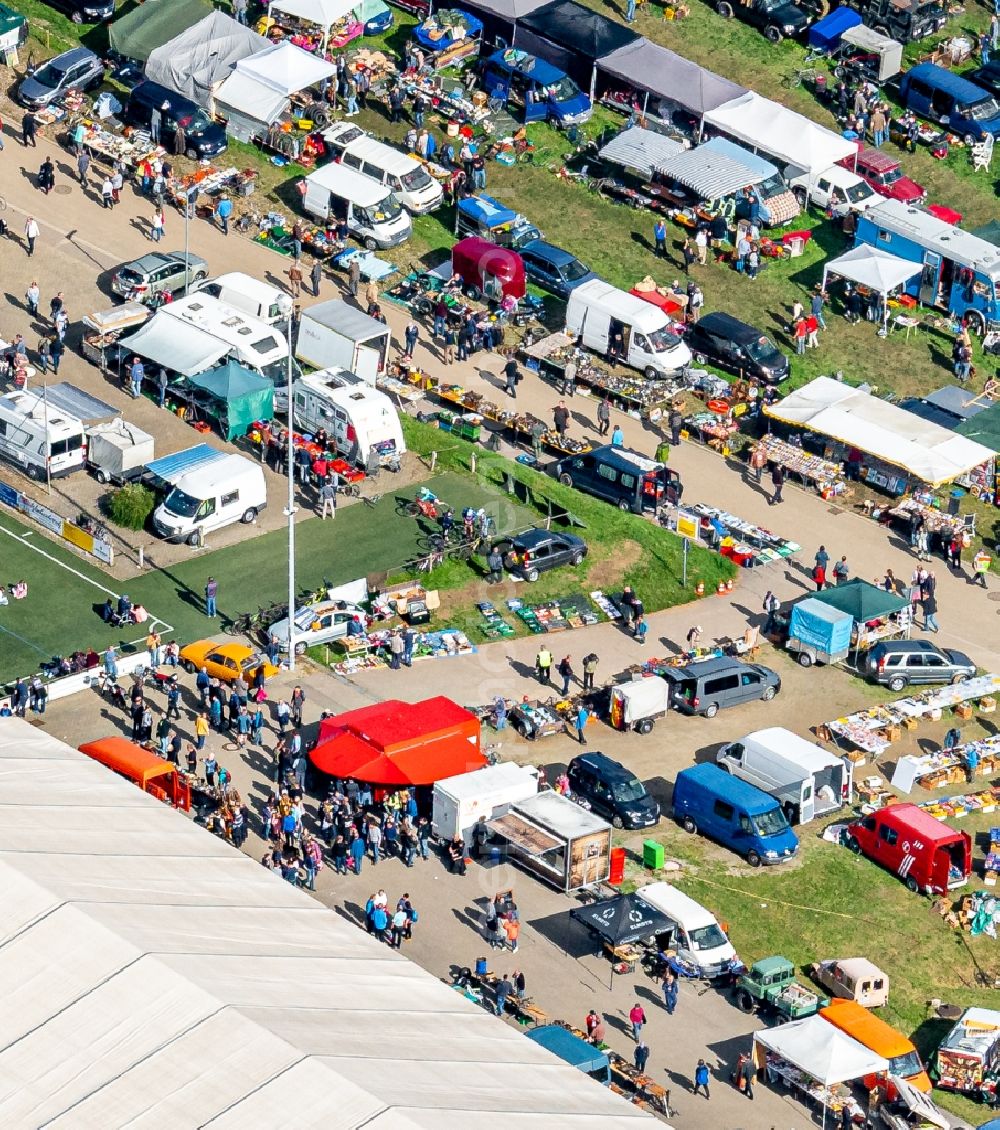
[215,40,338,141]
[268,0,360,51]
[821,244,921,335]
[753,1015,889,1127]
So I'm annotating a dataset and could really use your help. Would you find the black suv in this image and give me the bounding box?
[716,0,812,42]
[567,752,660,830]
[847,0,945,42]
[865,640,976,692]
[686,312,789,385]
[494,527,588,582]
[43,0,115,21]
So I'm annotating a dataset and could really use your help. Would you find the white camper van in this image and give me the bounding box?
[0,390,86,480]
[152,452,266,545]
[300,163,412,249]
[322,122,444,214]
[636,882,737,979]
[292,370,405,468]
[193,272,288,325]
[717,726,852,824]
[565,280,691,378]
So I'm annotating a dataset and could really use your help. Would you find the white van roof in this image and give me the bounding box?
[637,882,718,930]
[161,294,287,363]
[742,727,844,772]
[304,162,396,208]
[569,278,670,331]
[203,272,287,306]
[337,132,423,178]
[170,452,262,494]
[0,391,84,439]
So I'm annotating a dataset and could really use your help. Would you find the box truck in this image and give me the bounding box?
[565,279,691,378]
[432,763,538,845]
[292,370,405,468]
[716,726,852,824]
[296,299,391,385]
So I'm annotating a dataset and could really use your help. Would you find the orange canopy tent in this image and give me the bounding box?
[79,736,191,810]
[310,696,484,786]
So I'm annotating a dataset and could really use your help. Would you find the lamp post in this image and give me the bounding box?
[278,293,297,671]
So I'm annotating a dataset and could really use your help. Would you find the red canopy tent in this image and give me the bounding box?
[310,696,484,786]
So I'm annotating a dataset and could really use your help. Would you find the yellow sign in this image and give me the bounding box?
[676,512,699,540]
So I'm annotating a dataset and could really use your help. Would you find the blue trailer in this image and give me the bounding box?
[454,193,541,249]
[855,199,1000,333]
[786,597,853,668]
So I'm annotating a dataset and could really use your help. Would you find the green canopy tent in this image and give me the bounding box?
[955,401,1000,453]
[109,0,213,63]
[185,360,274,442]
[810,578,908,620]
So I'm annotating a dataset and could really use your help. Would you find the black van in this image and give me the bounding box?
[567,751,660,829]
[685,312,789,385]
[554,444,682,513]
[660,656,781,717]
[125,80,228,158]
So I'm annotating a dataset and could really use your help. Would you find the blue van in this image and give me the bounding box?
[480,49,592,128]
[899,63,1000,140]
[672,763,799,867]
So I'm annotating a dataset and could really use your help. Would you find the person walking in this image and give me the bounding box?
[575,703,589,745]
[286,260,303,298]
[662,971,678,1014]
[582,652,598,691]
[629,1002,647,1042]
[597,397,611,437]
[347,255,362,298]
[557,655,575,696]
[973,549,991,588]
[205,577,218,618]
[24,216,38,257]
[695,226,708,265]
[611,423,625,447]
[215,193,233,235]
[25,281,39,317]
[48,334,64,374]
[923,588,940,633]
[76,149,90,187]
[486,544,504,584]
[535,646,552,684]
[833,555,849,584]
[769,463,784,505]
[553,401,570,439]
[319,476,337,519]
[653,218,667,257]
[504,352,519,398]
[404,318,419,358]
[233,0,248,22]
[669,405,684,446]
[495,973,513,1017]
[21,111,36,147]
[737,1052,756,1099]
[128,356,144,399]
[693,1059,711,1099]
[634,1040,651,1075]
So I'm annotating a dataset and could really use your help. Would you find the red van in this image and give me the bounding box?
[846,804,970,895]
[450,236,525,302]
[849,148,926,204]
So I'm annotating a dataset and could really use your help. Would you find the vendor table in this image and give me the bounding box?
[509,698,569,740]
[688,503,800,568]
[684,410,738,451]
[81,303,149,370]
[71,121,158,171]
[433,384,592,456]
[762,1054,860,1119]
[759,435,847,497]
[882,496,973,544]
[892,734,1000,793]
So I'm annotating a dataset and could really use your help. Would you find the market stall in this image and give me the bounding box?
[177,360,274,441]
[878,495,974,551]
[821,245,920,336]
[808,579,912,651]
[757,434,847,498]
[676,503,801,568]
[145,12,271,113]
[509,697,575,740]
[263,0,363,53]
[69,120,159,176]
[412,9,483,70]
[81,303,150,371]
[570,892,673,975]
[765,376,995,493]
[892,734,1000,793]
[753,1014,888,1125]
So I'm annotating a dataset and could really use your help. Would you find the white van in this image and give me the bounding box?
[292,369,405,467]
[300,163,412,250]
[565,279,691,378]
[717,726,852,824]
[785,163,884,216]
[193,272,287,325]
[636,882,737,979]
[322,122,444,215]
[0,390,86,480]
[152,452,266,545]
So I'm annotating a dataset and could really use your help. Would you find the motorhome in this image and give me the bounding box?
[565,279,691,378]
[152,451,267,545]
[0,389,86,480]
[193,272,288,325]
[291,370,405,468]
[321,122,443,214]
[300,162,412,249]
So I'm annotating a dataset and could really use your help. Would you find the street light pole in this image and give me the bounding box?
[279,295,297,671]
[183,187,193,296]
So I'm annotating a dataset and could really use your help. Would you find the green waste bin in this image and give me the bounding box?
[643,839,664,870]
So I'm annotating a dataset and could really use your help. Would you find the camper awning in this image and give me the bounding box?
[598,127,685,180]
[704,91,857,174]
[765,376,995,486]
[44,384,117,423]
[597,40,746,116]
[487,811,562,855]
[822,245,919,296]
[145,443,226,482]
[753,1015,889,1084]
[120,318,228,378]
[657,136,770,199]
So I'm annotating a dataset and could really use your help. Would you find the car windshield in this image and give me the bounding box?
[846,182,874,203]
[612,778,647,804]
[889,1051,923,1078]
[163,487,201,518]
[360,194,404,224]
[757,172,786,197]
[546,75,580,103]
[878,165,902,185]
[559,256,590,282]
[181,110,213,134]
[401,166,433,192]
[648,325,681,352]
[753,807,791,837]
[745,334,780,363]
[968,95,1000,122]
[688,923,728,951]
[34,61,69,88]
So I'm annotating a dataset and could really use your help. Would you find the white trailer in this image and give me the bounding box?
[608,676,670,734]
[86,419,155,485]
[292,369,405,468]
[296,300,391,385]
[432,763,538,845]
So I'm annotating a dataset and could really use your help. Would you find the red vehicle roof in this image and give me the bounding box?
[451,236,525,299]
[872,803,966,845]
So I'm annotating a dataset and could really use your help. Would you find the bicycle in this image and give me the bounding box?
[781,65,820,88]
[362,491,383,508]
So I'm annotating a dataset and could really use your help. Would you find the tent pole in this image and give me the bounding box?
[642,91,649,115]
[590,63,597,103]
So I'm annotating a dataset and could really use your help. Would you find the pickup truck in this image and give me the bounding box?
[733,955,827,1019]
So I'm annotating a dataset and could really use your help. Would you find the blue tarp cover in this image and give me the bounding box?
[808,6,861,49]
[788,597,853,655]
[145,443,225,481]
[526,1026,609,1074]
[456,194,517,229]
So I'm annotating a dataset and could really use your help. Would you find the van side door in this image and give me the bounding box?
[929,84,957,128]
[876,819,904,877]
[592,458,621,503]
[710,797,735,845]
[216,487,241,527]
[737,669,764,704]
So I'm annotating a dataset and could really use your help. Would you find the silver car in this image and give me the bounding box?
[111,252,208,303]
[268,601,367,654]
[18,46,104,109]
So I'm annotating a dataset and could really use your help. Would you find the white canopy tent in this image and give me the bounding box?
[269,0,360,50]
[216,40,338,140]
[764,376,996,486]
[0,720,653,1128]
[821,245,920,334]
[702,91,856,174]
